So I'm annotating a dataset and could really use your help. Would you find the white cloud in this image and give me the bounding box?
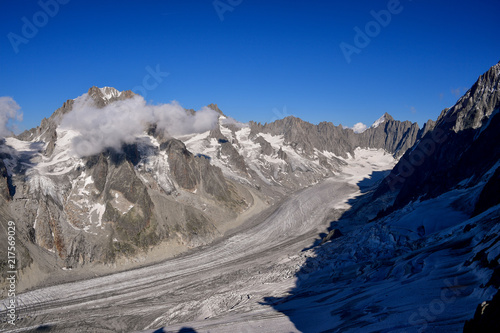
[0,97,23,138]
[220,116,247,128]
[351,122,367,133]
[61,94,219,157]
[153,102,219,136]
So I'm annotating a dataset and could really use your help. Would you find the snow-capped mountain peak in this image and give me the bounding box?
[80,86,125,106]
[99,86,121,100]
[371,112,394,128]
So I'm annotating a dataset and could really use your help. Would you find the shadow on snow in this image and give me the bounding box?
[262,170,392,332]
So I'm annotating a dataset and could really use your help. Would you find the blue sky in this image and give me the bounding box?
[1,0,499,132]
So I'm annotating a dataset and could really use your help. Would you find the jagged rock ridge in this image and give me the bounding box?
[375,61,500,214]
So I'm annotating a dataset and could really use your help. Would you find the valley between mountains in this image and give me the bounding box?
[2,149,395,332]
[1,62,499,332]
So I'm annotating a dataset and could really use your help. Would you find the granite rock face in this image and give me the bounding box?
[250,111,424,160]
[355,113,422,157]
[448,64,500,132]
[250,116,355,158]
[375,62,500,214]
[161,138,234,202]
[0,158,12,200]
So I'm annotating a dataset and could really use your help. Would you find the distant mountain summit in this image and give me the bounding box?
[371,112,394,128]
[92,86,121,101]
[249,112,422,159]
[86,86,135,107]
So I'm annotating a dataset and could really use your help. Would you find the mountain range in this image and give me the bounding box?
[0,84,427,281]
[0,61,499,332]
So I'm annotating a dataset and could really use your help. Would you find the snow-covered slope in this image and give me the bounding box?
[371,112,392,128]
[1,138,497,332]
[180,117,350,191]
[0,141,399,332]
[99,86,121,100]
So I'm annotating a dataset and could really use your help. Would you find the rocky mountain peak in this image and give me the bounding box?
[375,61,500,214]
[441,61,500,132]
[87,85,109,100]
[207,103,226,117]
[87,86,135,108]
[371,112,394,128]
[99,86,121,99]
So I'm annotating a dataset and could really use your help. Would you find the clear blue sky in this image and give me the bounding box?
[1,0,499,132]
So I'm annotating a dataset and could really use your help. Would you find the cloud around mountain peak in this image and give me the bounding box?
[61,90,219,157]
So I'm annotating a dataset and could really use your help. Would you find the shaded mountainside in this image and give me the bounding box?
[261,61,500,333]
[375,61,500,215]
[368,61,500,330]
